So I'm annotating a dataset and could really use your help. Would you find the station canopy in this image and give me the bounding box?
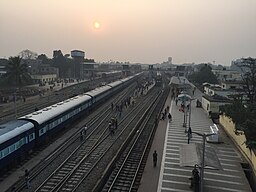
[178,93,192,101]
[180,143,222,170]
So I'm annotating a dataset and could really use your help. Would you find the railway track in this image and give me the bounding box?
[7,81,138,192]
[34,85,160,192]
[101,88,169,192]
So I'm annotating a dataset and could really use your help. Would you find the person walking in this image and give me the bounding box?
[175,98,178,106]
[80,130,84,141]
[153,150,158,167]
[24,169,31,189]
[168,113,172,122]
[83,125,88,137]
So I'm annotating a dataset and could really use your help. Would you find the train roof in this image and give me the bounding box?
[85,85,112,97]
[19,94,92,124]
[101,71,122,75]
[0,120,34,144]
[120,75,133,82]
[107,80,123,87]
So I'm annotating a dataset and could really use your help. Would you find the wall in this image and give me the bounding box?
[202,97,224,113]
[220,115,256,175]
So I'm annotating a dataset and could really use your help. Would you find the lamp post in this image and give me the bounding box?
[188,97,196,129]
[191,131,216,192]
[178,93,191,132]
[14,91,17,118]
[183,97,187,130]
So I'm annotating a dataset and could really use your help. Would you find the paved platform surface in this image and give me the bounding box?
[138,77,252,192]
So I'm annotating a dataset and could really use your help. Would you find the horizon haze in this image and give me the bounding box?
[0,0,256,65]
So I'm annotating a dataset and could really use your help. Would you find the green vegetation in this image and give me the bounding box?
[220,58,256,149]
[220,101,256,149]
[188,64,218,85]
[1,56,32,87]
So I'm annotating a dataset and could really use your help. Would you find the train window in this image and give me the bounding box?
[29,133,35,141]
[53,120,58,127]
[15,142,20,149]
[39,128,45,136]
[9,145,15,153]
[3,147,9,157]
[19,138,26,147]
[49,123,54,130]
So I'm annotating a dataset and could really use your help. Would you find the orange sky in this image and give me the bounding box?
[0,0,256,65]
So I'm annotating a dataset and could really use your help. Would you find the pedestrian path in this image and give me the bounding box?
[157,98,252,191]
[138,77,252,192]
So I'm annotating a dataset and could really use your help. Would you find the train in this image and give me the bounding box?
[0,73,141,171]
[155,72,162,86]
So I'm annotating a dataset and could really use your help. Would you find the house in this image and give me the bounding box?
[202,94,232,114]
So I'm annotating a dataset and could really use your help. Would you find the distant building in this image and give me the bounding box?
[231,57,256,74]
[28,63,59,84]
[130,64,141,74]
[122,65,131,77]
[202,94,232,114]
[71,50,85,79]
[211,69,242,82]
[168,57,172,65]
[0,58,8,76]
[80,62,96,79]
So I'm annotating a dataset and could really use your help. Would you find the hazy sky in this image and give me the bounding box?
[1,0,256,65]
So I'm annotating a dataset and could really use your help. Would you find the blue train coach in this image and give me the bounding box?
[0,120,35,171]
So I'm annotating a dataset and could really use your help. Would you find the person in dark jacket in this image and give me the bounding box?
[153,150,158,167]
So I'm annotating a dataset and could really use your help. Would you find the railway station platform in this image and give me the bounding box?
[138,79,252,192]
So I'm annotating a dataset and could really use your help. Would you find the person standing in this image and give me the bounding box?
[168,113,172,122]
[153,150,158,167]
[188,127,192,144]
[80,130,84,141]
[24,169,31,189]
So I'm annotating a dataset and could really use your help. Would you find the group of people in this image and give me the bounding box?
[161,106,172,121]
[111,96,134,118]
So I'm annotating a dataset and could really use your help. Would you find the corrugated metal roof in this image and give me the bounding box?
[180,143,222,170]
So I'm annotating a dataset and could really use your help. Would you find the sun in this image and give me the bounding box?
[93,21,101,29]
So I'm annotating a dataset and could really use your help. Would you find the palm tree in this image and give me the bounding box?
[3,56,32,87]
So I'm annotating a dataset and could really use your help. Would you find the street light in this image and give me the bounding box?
[192,131,216,192]
[188,97,196,129]
[178,93,191,132]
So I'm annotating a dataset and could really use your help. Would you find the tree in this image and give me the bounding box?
[188,64,218,85]
[52,50,73,78]
[19,49,38,60]
[37,54,52,64]
[3,56,32,87]
[239,57,256,104]
[218,58,256,149]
